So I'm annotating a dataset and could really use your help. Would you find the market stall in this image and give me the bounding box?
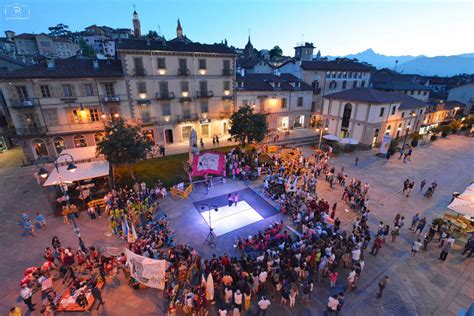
[444,184,474,238]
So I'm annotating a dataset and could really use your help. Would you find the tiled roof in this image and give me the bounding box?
[0,58,123,79]
[52,37,73,43]
[371,70,431,91]
[324,88,429,109]
[236,73,312,91]
[0,55,29,67]
[236,58,270,69]
[442,100,466,110]
[116,39,236,55]
[301,59,375,72]
[14,33,37,40]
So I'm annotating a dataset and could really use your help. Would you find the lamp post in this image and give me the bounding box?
[39,153,87,253]
[316,125,329,151]
[200,204,218,248]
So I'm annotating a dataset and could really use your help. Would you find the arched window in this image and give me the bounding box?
[341,103,352,131]
[312,80,319,89]
[386,125,391,134]
[53,136,66,154]
[73,135,87,148]
[31,138,48,157]
[329,80,337,89]
[94,132,105,145]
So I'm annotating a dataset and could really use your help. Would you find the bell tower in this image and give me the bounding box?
[133,7,141,37]
[177,19,183,38]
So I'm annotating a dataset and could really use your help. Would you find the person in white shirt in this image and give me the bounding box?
[234,289,243,312]
[20,284,35,311]
[411,238,422,257]
[351,247,361,266]
[347,268,357,291]
[224,287,233,304]
[327,295,339,312]
[258,296,271,315]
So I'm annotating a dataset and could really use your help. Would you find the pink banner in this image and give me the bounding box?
[192,152,226,177]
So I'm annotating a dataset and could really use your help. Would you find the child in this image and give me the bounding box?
[35,212,46,228]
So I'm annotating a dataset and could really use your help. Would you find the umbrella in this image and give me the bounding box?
[339,138,359,145]
[323,135,340,141]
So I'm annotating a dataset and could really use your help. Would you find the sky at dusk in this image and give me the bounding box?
[1,0,473,57]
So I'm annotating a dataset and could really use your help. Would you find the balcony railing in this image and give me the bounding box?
[196,90,214,98]
[16,126,47,135]
[133,68,147,76]
[101,95,121,103]
[10,98,39,108]
[47,121,104,133]
[177,113,198,122]
[313,88,322,95]
[155,92,176,100]
[178,68,190,76]
[222,69,233,76]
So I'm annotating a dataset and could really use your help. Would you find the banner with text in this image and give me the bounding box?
[192,152,226,176]
[125,249,168,289]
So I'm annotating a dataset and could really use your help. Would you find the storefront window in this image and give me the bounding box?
[73,135,88,148]
[53,137,66,154]
[31,139,48,157]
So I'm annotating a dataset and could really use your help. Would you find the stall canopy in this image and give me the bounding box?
[55,146,100,164]
[43,161,110,186]
[339,137,359,145]
[447,186,474,217]
[323,135,340,141]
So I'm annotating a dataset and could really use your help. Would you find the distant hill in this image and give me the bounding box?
[328,49,474,76]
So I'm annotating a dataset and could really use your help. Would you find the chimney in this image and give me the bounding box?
[46,58,55,69]
[93,59,99,70]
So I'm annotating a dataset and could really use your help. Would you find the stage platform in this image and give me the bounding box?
[194,188,279,237]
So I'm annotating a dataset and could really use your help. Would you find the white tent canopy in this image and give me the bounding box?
[339,137,359,145]
[43,161,110,186]
[55,146,100,164]
[447,184,474,217]
[323,135,340,141]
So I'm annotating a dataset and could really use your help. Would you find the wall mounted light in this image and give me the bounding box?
[158,69,166,75]
[181,91,189,97]
[224,90,230,96]
[199,69,207,75]
[139,92,147,99]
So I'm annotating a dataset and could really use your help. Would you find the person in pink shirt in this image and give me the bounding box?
[234,193,239,206]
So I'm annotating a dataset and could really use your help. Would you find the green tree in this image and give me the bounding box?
[97,118,152,182]
[269,45,283,59]
[229,105,268,145]
[78,39,95,58]
[48,23,72,38]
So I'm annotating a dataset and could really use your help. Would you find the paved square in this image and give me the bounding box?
[199,201,264,236]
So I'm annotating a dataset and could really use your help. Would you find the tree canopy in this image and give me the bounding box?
[78,39,96,58]
[229,105,268,145]
[147,30,159,39]
[97,119,152,179]
[48,23,72,38]
[269,45,283,59]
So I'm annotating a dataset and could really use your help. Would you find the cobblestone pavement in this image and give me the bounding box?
[0,135,473,315]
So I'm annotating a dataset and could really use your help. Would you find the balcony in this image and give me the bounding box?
[178,68,190,76]
[155,92,175,101]
[10,98,39,108]
[196,90,214,99]
[313,88,322,95]
[177,113,198,122]
[47,121,104,134]
[222,69,233,76]
[16,126,47,136]
[101,95,121,103]
[133,68,147,76]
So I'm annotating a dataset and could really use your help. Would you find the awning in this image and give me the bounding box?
[43,161,110,186]
[339,137,359,145]
[323,135,340,141]
[55,146,100,164]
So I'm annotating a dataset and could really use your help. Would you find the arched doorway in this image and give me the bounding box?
[371,128,380,147]
[53,136,66,155]
[31,139,48,158]
[341,103,352,137]
[396,123,402,139]
[165,129,174,144]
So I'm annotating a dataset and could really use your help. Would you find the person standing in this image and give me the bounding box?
[410,213,420,231]
[415,217,427,235]
[377,275,389,298]
[391,226,400,242]
[234,193,239,207]
[35,212,46,228]
[234,289,243,312]
[216,135,219,144]
[24,219,37,237]
[91,282,105,310]
[347,268,356,291]
[289,284,298,307]
[228,194,233,207]
[355,156,359,166]
[20,284,35,311]
[462,235,474,258]
[371,235,384,255]
[406,181,414,197]
[329,270,339,288]
[258,296,271,315]
[411,238,422,257]
[439,235,455,261]
[420,179,426,192]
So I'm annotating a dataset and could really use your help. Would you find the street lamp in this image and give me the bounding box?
[43,153,87,253]
[316,125,329,151]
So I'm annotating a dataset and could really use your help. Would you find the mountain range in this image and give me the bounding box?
[328,49,474,76]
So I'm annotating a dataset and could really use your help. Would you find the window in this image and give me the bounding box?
[199,81,208,93]
[312,80,319,89]
[73,135,87,148]
[62,84,73,97]
[40,85,51,98]
[379,107,385,117]
[341,103,352,132]
[198,59,207,70]
[179,58,187,69]
[352,81,357,88]
[391,106,396,115]
[182,126,192,139]
[94,133,105,144]
[15,86,28,100]
[419,109,424,115]
[297,97,303,107]
[157,57,166,69]
[84,84,94,96]
[137,82,147,93]
[342,81,347,89]
[31,139,48,157]
[53,136,66,154]
[348,72,352,79]
[282,98,287,108]
[329,81,337,89]
[133,57,144,69]
[43,109,58,126]
[104,83,115,96]
[361,80,366,88]
[423,91,428,96]
[89,108,100,122]
[224,81,231,91]
[223,60,230,70]
[180,81,189,92]
[159,81,169,94]
[181,103,191,118]
[200,101,209,113]
[162,103,171,116]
